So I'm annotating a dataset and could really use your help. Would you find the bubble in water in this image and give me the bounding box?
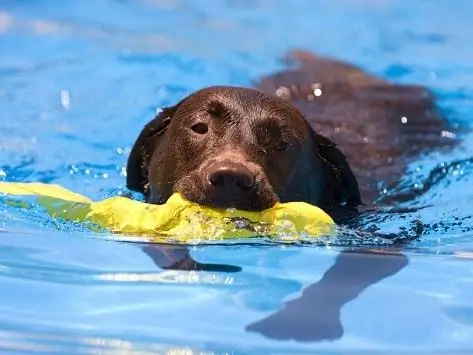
[60,89,70,109]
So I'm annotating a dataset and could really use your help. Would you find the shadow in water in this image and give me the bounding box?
[141,243,408,342]
[245,249,408,342]
[142,244,242,273]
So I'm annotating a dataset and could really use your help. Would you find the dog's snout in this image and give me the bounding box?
[207,163,255,191]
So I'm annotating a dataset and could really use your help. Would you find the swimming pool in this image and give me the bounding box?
[1,0,473,353]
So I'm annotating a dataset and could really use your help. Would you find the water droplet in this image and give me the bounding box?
[413,183,424,190]
[275,86,291,98]
[441,130,456,139]
[311,83,322,97]
[60,89,70,109]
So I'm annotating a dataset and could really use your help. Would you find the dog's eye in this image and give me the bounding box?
[190,123,208,134]
[275,140,289,152]
[207,101,227,118]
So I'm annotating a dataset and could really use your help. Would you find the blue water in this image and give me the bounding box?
[1,0,473,353]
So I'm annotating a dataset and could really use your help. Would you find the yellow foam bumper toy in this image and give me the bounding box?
[0,182,335,242]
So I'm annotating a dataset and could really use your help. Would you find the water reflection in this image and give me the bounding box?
[142,242,408,342]
[246,248,408,342]
[142,244,242,273]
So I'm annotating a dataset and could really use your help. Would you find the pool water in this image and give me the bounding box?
[1,0,473,353]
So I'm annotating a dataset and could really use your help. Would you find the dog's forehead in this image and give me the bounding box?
[184,86,259,106]
[189,86,304,121]
[171,86,310,142]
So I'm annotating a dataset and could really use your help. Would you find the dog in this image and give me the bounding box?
[126,85,360,223]
[126,52,460,341]
[126,51,457,224]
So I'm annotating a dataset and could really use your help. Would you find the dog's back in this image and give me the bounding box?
[257,51,458,205]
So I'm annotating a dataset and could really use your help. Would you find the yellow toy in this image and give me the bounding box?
[0,182,335,242]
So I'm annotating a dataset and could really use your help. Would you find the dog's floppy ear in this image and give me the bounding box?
[310,129,362,208]
[126,103,181,196]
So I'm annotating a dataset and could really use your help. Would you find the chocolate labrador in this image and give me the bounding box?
[126,86,360,222]
[125,51,459,342]
[126,51,457,224]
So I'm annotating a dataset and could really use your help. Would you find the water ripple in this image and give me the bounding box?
[1,0,473,352]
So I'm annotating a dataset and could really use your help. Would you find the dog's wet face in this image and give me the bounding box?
[127,86,361,212]
[148,87,319,210]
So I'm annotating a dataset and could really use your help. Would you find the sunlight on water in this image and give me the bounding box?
[1,0,473,353]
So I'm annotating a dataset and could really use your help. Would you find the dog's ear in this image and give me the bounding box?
[310,129,362,208]
[126,103,181,196]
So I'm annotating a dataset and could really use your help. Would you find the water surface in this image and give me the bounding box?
[1,1,473,353]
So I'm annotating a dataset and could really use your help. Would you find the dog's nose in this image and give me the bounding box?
[207,163,255,191]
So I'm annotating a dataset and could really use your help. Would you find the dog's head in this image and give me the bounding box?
[126,86,360,212]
